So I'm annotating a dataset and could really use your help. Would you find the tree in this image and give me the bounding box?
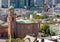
[6,38,16,42]
[34,14,44,19]
[39,23,50,35]
[56,15,60,18]
[6,38,23,42]
[11,38,16,42]
[51,32,56,36]
[27,16,30,19]
[48,17,53,21]
[5,40,9,42]
[16,38,23,42]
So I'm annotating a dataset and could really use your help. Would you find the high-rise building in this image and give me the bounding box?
[48,0,60,6]
[2,0,8,8]
[34,0,37,6]
[48,0,56,7]
[30,0,34,7]
[10,0,33,8]
[24,0,34,9]
[10,0,17,8]
[26,0,31,9]
[55,0,60,3]
[34,0,44,7]
[0,0,45,9]
[19,0,25,8]
[0,0,2,8]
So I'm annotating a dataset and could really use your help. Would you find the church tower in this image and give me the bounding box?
[7,6,16,38]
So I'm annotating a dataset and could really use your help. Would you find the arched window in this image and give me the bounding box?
[12,17,14,21]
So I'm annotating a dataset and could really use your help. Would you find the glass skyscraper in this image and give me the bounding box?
[48,0,56,7]
[0,0,2,8]
[56,0,60,3]
[19,0,25,8]
[2,0,8,8]
[23,0,34,9]
[10,0,17,8]
[0,0,45,8]
[10,0,32,8]
[37,0,44,7]
[34,0,44,7]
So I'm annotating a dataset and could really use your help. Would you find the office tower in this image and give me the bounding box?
[0,0,2,8]
[55,0,60,3]
[2,0,8,8]
[34,0,37,6]
[0,0,45,8]
[10,0,27,8]
[26,0,31,9]
[10,0,17,8]
[34,0,44,7]
[52,0,55,5]
[48,0,56,7]
[30,0,34,7]
[19,0,25,8]
[23,0,30,9]
[23,0,34,9]
[50,0,60,5]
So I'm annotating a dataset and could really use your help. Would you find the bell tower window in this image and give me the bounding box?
[12,17,14,21]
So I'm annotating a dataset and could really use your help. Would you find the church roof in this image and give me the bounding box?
[16,19,33,24]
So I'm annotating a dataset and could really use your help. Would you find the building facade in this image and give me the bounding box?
[25,0,34,9]
[47,0,60,7]
[0,0,34,8]
[1,0,8,8]
[55,0,60,3]
[0,0,45,9]
[0,0,2,8]
[35,0,44,7]
[0,8,39,38]
[48,0,56,7]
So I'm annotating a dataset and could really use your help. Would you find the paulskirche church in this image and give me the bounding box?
[0,7,39,38]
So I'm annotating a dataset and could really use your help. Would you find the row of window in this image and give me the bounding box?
[0,0,45,8]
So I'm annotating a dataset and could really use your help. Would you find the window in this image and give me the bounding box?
[12,17,14,21]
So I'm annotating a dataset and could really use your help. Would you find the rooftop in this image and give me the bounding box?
[16,19,34,24]
[0,19,38,27]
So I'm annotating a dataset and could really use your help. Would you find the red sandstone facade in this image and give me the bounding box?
[0,26,8,38]
[0,9,39,38]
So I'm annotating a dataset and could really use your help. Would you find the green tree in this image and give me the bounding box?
[6,38,16,42]
[56,15,60,18]
[16,38,23,42]
[51,32,56,36]
[11,38,16,42]
[27,16,30,19]
[34,14,44,19]
[39,23,50,35]
[6,38,23,42]
[48,17,53,21]
[5,40,9,42]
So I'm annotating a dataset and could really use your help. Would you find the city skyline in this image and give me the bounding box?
[0,0,45,8]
